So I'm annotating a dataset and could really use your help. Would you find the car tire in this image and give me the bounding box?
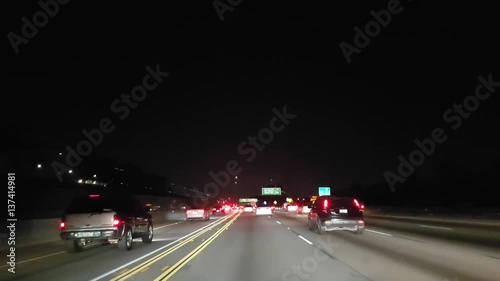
[308,219,314,231]
[65,239,84,253]
[354,228,364,235]
[142,224,153,243]
[317,220,325,235]
[118,228,133,251]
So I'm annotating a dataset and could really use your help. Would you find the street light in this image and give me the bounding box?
[68,170,73,174]
[235,176,238,179]
[93,174,97,178]
[37,164,42,169]
[235,181,237,184]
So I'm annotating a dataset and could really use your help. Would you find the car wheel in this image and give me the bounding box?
[308,219,314,231]
[316,220,325,235]
[118,228,133,251]
[354,228,364,235]
[65,239,84,253]
[142,224,153,243]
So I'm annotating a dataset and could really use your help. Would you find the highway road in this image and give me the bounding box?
[1,210,499,281]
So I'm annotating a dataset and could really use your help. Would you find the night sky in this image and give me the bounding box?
[4,1,500,198]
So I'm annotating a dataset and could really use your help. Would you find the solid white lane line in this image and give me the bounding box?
[365,229,393,236]
[298,235,313,245]
[89,216,227,281]
[154,221,184,230]
[0,251,65,268]
[419,224,453,230]
[277,221,282,224]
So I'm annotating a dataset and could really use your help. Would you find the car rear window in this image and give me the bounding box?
[66,196,135,214]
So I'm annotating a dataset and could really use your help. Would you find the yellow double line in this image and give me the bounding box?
[111,212,237,281]
[154,212,241,280]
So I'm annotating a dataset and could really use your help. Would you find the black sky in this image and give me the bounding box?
[4,1,500,197]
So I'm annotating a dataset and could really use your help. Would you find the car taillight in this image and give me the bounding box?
[353,199,360,208]
[59,222,65,229]
[113,215,123,226]
[323,199,329,209]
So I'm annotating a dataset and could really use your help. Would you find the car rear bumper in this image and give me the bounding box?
[186,214,207,219]
[61,228,120,240]
[255,210,272,216]
[321,219,365,231]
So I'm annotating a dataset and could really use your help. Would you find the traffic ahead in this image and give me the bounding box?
[2,202,499,281]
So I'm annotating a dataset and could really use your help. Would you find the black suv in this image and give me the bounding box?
[307,197,365,235]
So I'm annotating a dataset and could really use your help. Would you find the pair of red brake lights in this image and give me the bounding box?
[59,216,122,229]
[322,198,365,209]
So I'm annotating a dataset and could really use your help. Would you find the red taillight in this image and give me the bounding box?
[59,222,65,229]
[89,194,100,198]
[113,215,123,226]
[353,199,360,208]
[361,204,365,209]
[323,199,329,209]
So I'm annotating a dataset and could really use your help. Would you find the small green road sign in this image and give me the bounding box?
[318,187,331,196]
[262,187,281,195]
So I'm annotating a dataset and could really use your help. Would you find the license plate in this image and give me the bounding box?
[339,209,348,213]
[76,232,100,237]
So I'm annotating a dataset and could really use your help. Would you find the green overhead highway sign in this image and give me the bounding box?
[239,198,257,203]
[262,187,281,195]
[318,187,331,196]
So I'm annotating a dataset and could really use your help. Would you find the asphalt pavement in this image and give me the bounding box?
[1,210,499,281]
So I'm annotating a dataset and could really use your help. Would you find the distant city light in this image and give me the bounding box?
[235,176,238,179]
[37,164,42,168]
[58,152,62,156]
[68,170,73,174]
[92,181,96,185]
[235,181,237,184]
[93,174,97,178]
[78,179,83,184]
